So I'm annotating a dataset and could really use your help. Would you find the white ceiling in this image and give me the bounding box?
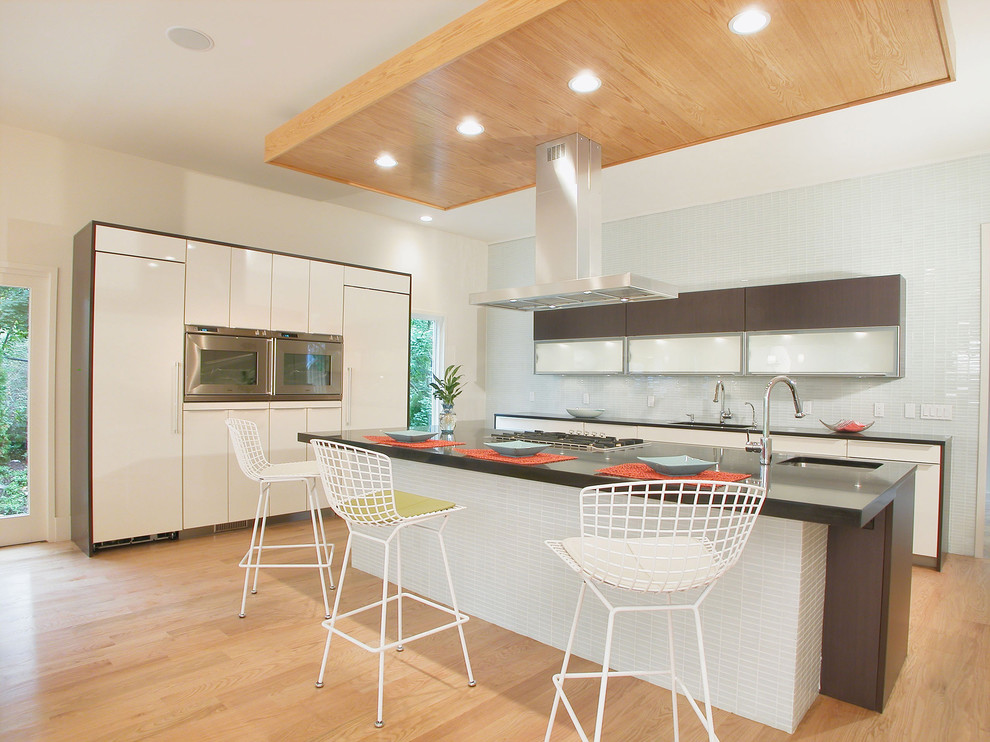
[2,0,989,246]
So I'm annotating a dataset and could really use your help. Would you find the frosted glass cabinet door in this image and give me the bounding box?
[342,286,410,430]
[184,241,231,326]
[90,251,185,543]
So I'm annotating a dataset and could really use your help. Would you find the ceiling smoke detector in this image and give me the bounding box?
[166,26,215,51]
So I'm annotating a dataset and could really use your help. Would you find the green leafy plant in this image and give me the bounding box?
[429,364,465,407]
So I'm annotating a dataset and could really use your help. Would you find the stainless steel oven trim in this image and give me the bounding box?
[272,334,343,401]
[184,327,273,401]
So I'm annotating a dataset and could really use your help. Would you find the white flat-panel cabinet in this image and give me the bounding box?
[343,286,410,430]
[306,406,343,460]
[268,406,309,515]
[185,241,231,326]
[271,254,310,333]
[230,248,272,330]
[90,250,185,543]
[309,261,344,335]
[94,225,185,261]
[182,407,228,528]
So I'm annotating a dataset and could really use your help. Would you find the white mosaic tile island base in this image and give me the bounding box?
[349,459,828,733]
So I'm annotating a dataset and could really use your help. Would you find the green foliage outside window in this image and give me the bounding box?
[409,318,436,430]
[1,285,29,516]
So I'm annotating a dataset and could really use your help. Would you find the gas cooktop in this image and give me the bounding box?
[489,430,646,452]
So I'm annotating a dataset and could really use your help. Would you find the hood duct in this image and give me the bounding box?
[470,133,677,310]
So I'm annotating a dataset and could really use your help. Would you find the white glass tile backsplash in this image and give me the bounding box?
[485,152,990,556]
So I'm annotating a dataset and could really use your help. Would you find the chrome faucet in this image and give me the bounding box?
[714,380,732,423]
[745,375,806,465]
[745,401,757,427]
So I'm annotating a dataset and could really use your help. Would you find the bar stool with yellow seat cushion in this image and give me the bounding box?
[310,438,475,729]
[545,478,766,742]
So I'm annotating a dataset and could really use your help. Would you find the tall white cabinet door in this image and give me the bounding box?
[271,254,310,332]
[227,408,270,522]
[230,248,272,330]
[91,251,185,543]
[182,408,229,528]
[342,286,410,430]
[306,406,343,460]
[309,261,344,335]
[268,407,308,515]
[185,241,231,326]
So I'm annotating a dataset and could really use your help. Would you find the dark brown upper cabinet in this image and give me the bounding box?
[626,288,746,336]
[745,275,904,331]
[533,303,626,340]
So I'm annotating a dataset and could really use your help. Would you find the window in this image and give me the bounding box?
[409,315,443,430]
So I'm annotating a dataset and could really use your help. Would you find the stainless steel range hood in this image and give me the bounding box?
[470,133,678,311]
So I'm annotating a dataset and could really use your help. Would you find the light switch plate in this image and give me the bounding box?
[874,403,885,417]
[528,391,535,402]
[904,403,916,418]
[582,393,590,405]
[647,394,655,408]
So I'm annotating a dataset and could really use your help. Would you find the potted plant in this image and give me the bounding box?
[430,364,465,433]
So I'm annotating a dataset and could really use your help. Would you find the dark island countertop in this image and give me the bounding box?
[300,420,916,529]
[494,411,951,446]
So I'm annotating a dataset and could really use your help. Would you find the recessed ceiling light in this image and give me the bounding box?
[166,26,214,51]
[420,215,433,222]
[568,71,602,93]
[728,8,771,35]
[375,154,397,168]
[456,118,484,136]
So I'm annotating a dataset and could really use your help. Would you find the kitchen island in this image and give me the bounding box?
[300,421,916,732]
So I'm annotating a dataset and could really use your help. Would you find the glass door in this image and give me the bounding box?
[0,267,53,547]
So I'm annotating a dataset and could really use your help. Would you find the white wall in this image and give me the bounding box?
[484,152,990,557]
[0,123,488,541]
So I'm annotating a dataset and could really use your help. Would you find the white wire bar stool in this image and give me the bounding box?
[545,479,767,742]
[226,418,335,619]
[310,438,475,729]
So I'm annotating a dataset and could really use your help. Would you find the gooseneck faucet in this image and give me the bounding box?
[714,380,732,423]
[745,375,806,465]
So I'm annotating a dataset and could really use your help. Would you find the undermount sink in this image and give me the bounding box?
[778,456,881,470]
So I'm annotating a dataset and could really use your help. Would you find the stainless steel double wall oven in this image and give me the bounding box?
[184,325,343,401]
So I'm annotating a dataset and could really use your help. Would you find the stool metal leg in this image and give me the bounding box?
[311,483,336,591]
[667,600,680,742]
[592,607,619,742]
[376,539,391,728]
[316,532,352,689]
[306,481,332,618]
[436,519,475,686]
[546,581,587,742]
[395,530,404,652]
[251,485,271,595]
[692,605,718,742]
[239,483,268,618]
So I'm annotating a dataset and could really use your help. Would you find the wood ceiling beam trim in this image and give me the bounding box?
[264,0,570,163]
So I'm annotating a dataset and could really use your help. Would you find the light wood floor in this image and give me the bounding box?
[1,517,987,741]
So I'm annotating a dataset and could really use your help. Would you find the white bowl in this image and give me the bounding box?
[637,455,716,475]
[385,430,437,442]
[566,408,605,419]
[485,441,551,457]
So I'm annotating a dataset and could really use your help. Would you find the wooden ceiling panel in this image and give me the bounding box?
[266,0,953,210]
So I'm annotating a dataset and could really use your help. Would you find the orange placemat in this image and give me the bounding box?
[458,448,578,465]
[595,463,752,482]
[365,435,465,449]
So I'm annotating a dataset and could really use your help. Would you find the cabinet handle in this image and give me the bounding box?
[174,361,183,434]
[346,367,353,427]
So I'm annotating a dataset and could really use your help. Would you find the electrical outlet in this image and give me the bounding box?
[582,393,590,405]
[874,403,885,417]
[904,403,916,418]
[803,400,814,414]
[528,391,535,402]
[647,394,655,408]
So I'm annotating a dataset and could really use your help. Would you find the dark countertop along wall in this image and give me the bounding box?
[300,420,916,528]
